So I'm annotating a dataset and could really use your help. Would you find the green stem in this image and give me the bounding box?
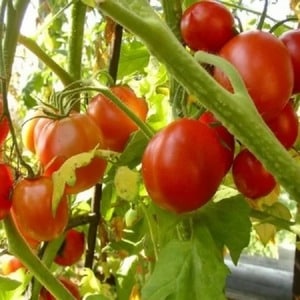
[67,0,86,81]
[31,236,65,300]
[96,0,300,203]
[3,0,30,85]
[256,0,269,30]
[4,215,75,300]
[18,35,73,86]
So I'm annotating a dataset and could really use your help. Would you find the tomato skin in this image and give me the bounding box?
[54,229,85,266]
[11,176,69,241]
[34,113,107,194]
[21,109,45,153]
[39,277,81,300]
[0,163,13,220]
[87,85,148,152]
[280,29,300,94]
[180,0,235,52]
[266,101,298,149]
[214,30,294,120]
[232,149,276,199]
[198,111,235,174]
[0,95,9,145]
[142,118,226,213]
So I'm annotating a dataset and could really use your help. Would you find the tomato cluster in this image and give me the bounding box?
[141,1,300,213]
[180,0,300,200]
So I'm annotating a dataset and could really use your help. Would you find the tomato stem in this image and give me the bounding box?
[18,35,73,86]
[3,215,75,300]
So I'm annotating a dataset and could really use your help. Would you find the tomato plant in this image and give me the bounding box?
[0,163,13,220]
[11,176,69,241]
[34,112,107,194]
[180,0,236,52]
[280,29,300,94]
[232,149,277,199]
[142,118,227,213]
[214,30,294,120]
[87,85,148,152]
[54,229,85,266]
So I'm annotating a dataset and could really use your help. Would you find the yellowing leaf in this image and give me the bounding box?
[254,223,276,246]
[114,166,140,201]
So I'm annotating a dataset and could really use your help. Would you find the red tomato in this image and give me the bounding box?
[214,30,294,120]
[87,85,148,152]
[266,101,298,149]
[280,29,300,94]
[199,111,235,174]
[0,163,13,220]
[54,229,85,266]
[34,112,107,194]
[232,149,276,199]
[1,256,24,275]
[142,118,226,213]
[11,176,69,241]
[0,95,9,145]
[39,277,81,300]
[180,0,235,52]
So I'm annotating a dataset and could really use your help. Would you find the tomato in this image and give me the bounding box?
[11,210,41,249]
[232,149,276,199]
[280,29,300,94]
[1,256,24,275]
[39,277,81,300]
[180,0,235,52]
[142,118,226,213]
[0,95,9,145]
[11,176,69,241]
[266,101,298,149]
[199,111,235,174]
[21,108,45,153]
[34,112,107,194]
[214,30,294,120]
[87,85,148,152]
[0,163,13,220]
[54,229,85,266]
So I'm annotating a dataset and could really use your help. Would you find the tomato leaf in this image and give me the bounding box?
[141,225,228,300]
[197,195,252,265]
[0,276,21,291]
[81,0,96,8]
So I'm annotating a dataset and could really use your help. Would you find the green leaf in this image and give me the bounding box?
[0,276,21,291]
[81,0,96,8]
[198,195,252,265]
[118,40,150,79]
[142,226,229,300]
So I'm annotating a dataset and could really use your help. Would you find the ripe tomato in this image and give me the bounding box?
[39,277,81,300]
[232,149,276,199]
[280,29,300,94]
[0,163,13,220]
[180,0,235,52]
[11,176,69,241]
[54,229,85,266]
[0,95,9,145]
[214,30,294,120]
[1,256,24,275]
[266,101,298,149]
[34,112,107,194]
[87,85,148,152]
[142,118,226,213]
[199,111,235,174]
